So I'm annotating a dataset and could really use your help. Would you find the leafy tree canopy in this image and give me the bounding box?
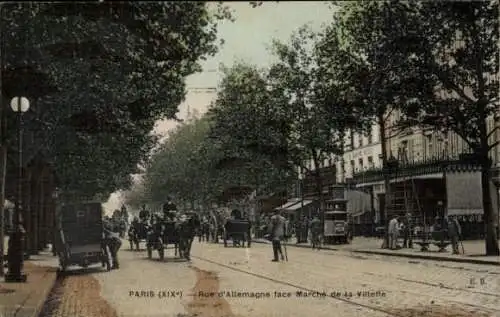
[1,2,231,199]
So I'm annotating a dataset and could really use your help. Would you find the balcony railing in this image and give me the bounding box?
[352,153,486,184]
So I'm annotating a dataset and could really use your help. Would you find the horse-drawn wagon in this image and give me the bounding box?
[223,218,251,248]
[146,213,200,261]
[128,220,149,250]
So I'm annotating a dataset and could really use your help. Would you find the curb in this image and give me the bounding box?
[31,267,58,317]
[252,239,500,266]
[350,249,500,266]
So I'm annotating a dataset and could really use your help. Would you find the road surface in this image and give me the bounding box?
[44,240,500,317]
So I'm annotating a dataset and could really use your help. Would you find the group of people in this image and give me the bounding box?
[387,213,462,254]
[259,213,323,249]
[261,209,325,262]
[294,215,322,246]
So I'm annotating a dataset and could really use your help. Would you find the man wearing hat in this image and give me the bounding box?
[139,205,150,223]
[309,214,322,250]
[163,198,177,220]
[268,209,286,262]
[103,220,122,269]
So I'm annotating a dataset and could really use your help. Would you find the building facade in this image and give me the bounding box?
[351,109,500,239]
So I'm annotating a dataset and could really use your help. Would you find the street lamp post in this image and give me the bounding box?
[5,96,29,283]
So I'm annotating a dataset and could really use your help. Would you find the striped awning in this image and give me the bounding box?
[446,169,483,216]
[355,173,443,188]
[284,200,313,211]
[274,199,300,211]
[347,190,371,216]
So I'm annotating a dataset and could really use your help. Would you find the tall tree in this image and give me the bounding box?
[267,25,364,216]
[208,62,292,196]
[326,1,426,248]
[1,2,231,199]
[395,1,499,255]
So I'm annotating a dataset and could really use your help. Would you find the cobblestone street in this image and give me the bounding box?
[39,240,500,317]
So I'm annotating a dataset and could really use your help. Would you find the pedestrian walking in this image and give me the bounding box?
[309,214,322,250]
[402,213,413,248]
[446,215,462,254]
[298,216,308,243]
[388,216,399,250]
[268,210,286,262]
[103,221,122,269]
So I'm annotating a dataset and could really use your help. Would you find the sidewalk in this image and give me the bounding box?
[253,236,500,266]
[1,237,58,317]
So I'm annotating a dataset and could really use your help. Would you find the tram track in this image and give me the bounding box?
[287,251,500,299]
[191,253,500,317]
[191,254,405,317]
[255,242,500,297]
[283,255,500,313]
[247,242,500,297]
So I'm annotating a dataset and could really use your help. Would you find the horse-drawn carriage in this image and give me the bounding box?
[146,213,200,261]
[128,220,149,250]
[223,218,252,248]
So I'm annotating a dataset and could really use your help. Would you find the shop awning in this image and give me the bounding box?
[284,200,313,211]
[355,172,444,188]
[274,198,301,211]
[347,190,371,217]
[446,170,483,216]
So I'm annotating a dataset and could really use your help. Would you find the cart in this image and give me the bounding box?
[56,201,111,272]
[223,219,251,247]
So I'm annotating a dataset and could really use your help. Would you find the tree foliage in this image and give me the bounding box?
[1,2,231,199]
[331,0,499,254]
[126,111,288,210]
[399,1,499,254]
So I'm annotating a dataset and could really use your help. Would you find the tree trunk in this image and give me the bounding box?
[378,116,391,249]
[479,148,500,255]
[481,167,499,255]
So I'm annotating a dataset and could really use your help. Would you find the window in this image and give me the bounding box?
[427,135,433,159]
[367,156,374,168]
[358,158,364,170]
[350,160,355,174]
[358,134,363,147]
[350,130,355,149]
[367,129,373,144]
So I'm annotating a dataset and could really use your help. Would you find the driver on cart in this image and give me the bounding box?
[163,198,178,220]
[139,205,150,223]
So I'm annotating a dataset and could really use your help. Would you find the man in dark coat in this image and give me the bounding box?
[103,221,122,269]
[163,198,177,220]
[269,210,286,262]
[402,213,413,248]
[309,215,322,250]
[298,216,309,243]
[446,215,462,254]
[139,205,150,222]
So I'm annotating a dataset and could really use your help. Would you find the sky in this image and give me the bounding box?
[103,1,335,214]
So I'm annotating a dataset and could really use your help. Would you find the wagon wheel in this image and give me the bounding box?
[58,255,67,273]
